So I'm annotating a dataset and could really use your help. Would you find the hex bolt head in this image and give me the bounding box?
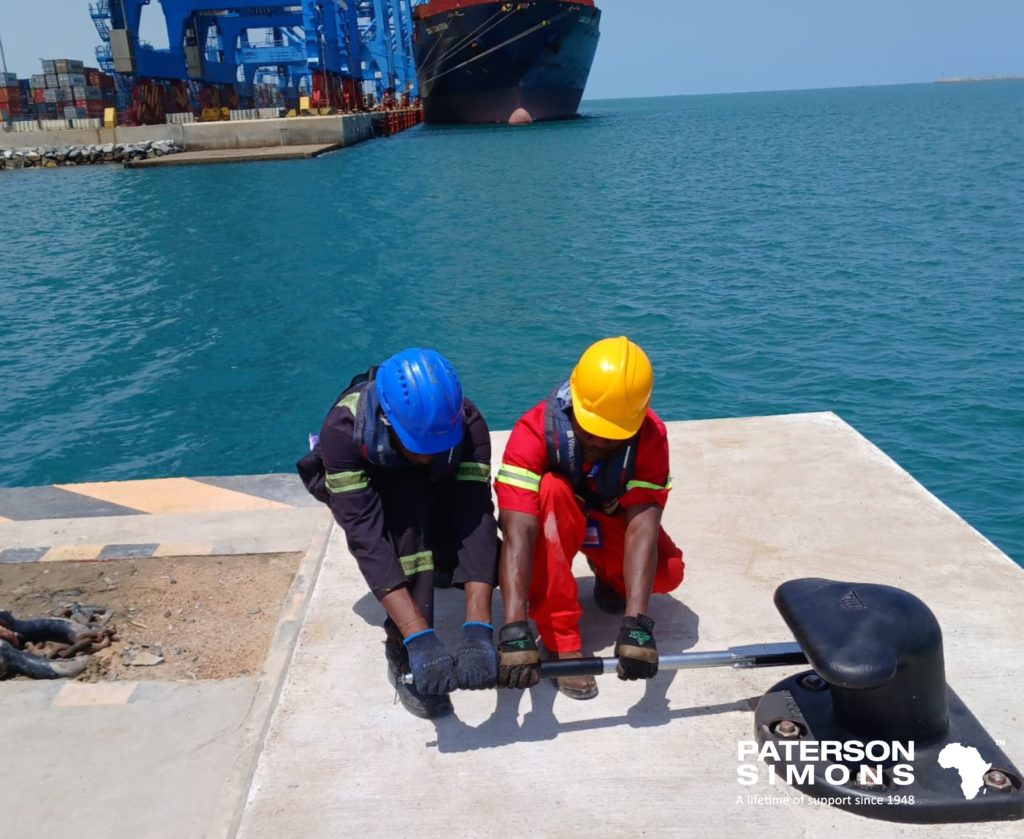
[984,770,1014,792]
[799,673,827,691]
[854,766,887,790]
[772,719,801,738]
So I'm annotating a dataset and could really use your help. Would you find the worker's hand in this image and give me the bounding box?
[497,621,541,689]
[403,629,457,695]
[614,614,659,680]
[455,621,498,690]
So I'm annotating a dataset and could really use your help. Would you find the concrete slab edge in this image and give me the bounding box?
[676,410,1019,570]
[203,512,335,839]
[123,144,344,168]
[822,411,1021,572]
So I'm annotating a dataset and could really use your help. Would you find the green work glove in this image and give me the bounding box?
[615,614,658,680]
[497,621,540,689]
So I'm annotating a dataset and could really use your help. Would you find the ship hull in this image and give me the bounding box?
[414,1,601,124]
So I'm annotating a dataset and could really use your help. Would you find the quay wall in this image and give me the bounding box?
[0,113,375,152]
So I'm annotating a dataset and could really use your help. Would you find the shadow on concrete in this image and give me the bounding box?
[427,582,711,754]
[575,578,700,727]
[352,590,386,631]
[350,585,494,634]
[351,574,700,651]
[351,571,719,752]
[425,691,760,754]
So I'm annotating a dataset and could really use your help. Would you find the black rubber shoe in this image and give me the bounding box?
[384,638,453,719]
[592,575,627,614]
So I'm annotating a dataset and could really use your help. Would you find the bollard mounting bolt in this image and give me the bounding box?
[799,673,827,691]
[855,766,888,791]
[771,719,803,739]
[983,770,1015,792]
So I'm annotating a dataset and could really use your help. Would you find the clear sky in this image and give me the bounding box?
[1,0,1021,98]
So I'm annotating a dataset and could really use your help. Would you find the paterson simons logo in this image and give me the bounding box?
[737,740,916,787]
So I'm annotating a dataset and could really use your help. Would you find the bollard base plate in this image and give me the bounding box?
[752,671,1023,823]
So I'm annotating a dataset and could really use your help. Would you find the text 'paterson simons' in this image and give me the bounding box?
[736,740,916,787]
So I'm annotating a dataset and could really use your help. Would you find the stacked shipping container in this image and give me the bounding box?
[0,71,23,120]
[17,59,117,121]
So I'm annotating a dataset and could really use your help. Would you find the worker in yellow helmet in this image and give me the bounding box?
[493,337,685,699]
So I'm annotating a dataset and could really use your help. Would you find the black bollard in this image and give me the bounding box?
[752,578,1022,824]
[776,579,949,744]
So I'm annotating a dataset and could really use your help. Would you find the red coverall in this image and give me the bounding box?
[495,402,684,653]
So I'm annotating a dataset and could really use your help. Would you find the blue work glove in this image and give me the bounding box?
[455,621,498,690]
[403,629,457,695]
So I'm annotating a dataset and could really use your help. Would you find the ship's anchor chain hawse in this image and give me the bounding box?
[417,7,510,76]
[421,7,576,86]
[0,606,118,680]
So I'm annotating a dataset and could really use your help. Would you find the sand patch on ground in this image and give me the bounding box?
[0,553,300,681]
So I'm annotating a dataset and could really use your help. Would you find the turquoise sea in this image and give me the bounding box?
[1,82,1022,563]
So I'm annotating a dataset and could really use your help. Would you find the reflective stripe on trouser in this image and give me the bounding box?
[528,472,685,654]
[358,470,499,628]
[363,474,439,626]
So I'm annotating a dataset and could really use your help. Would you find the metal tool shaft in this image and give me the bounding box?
[400,641,805,686]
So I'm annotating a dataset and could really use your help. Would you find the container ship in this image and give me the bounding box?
[412,0,601,124]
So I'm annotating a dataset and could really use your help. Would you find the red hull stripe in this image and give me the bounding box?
[415,0,594,19]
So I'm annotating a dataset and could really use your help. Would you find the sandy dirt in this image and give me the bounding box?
[0,553,300,681]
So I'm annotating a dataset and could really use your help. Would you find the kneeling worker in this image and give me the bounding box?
[494,337,685,699]
[308,348,499,718]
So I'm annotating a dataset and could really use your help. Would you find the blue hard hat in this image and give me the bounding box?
[376,348,465,455]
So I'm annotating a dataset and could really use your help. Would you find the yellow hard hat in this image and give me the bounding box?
[569,337,653,439]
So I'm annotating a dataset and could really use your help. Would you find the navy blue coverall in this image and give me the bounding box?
[317,379,499,633]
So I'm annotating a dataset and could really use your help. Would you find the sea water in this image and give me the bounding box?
[1,82,1021,562]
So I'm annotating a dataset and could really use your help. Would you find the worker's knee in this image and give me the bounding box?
[654,551,685,593]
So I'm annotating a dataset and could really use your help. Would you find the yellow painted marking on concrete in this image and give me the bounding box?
[279,590,306,623]
[52,681,138,707]
[152,542,216,558]
[55,478,291,515]
[41,544,106,562]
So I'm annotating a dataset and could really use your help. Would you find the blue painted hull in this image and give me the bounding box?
[414,1,601,124]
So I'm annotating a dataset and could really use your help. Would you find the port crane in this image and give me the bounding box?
[87,1,420,118]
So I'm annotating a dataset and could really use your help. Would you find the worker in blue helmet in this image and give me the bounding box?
[299,348,499,718]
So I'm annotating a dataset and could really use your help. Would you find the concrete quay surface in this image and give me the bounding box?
[0,473,331,839]
[125,143,343,168]
[0,412,1021,839]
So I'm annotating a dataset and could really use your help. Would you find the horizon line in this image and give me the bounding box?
[583,74,1024,102]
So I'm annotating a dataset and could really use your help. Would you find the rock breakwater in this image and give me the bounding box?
[0,139,181,171]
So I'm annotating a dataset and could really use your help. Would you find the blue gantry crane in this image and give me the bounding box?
[87,0,420,120]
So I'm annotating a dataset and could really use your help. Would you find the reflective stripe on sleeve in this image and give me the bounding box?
[456,462,491,482]
[495,464,542,492]
[326,469,370,494]
[335,392,360,414]
[400,551,434,575]
[625,476,674,492]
